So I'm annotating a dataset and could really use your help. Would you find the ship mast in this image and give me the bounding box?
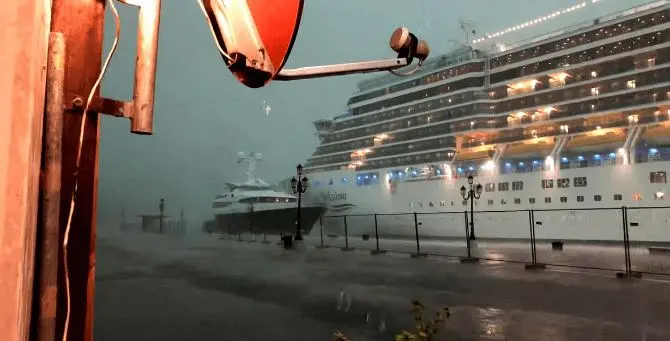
[237,151,263,184]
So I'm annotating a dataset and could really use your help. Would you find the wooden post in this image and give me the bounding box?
[0,1,52,340]
[51,0,106,340]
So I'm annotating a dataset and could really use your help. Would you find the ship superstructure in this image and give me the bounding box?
[302,1,670,243]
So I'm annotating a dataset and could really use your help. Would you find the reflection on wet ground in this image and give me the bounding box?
[95,230,670,341]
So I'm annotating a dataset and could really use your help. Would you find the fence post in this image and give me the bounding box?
[411,212,426,258]
[524,209,545,270]
[341,215,353,251]
[262,232,270,244]
[370,213,385,255]
[460,210,479,263]
[319,215,324,248]
[617,206,640,278]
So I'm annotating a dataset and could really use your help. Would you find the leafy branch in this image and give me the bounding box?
[334,300,450,341]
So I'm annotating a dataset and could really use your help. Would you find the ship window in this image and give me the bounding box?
[514,198,521,204]
[594,195,602,201]
[545,197,552,203]
[577,196,584,202]
[356,172,379,186]
[212,202,231,208]
[632,193,642,201]
[341,177,350,184]
[650,171,667,184]
[557,178,570,188]
[498,182,509,191]
[512,181,523,191]
[560,196,568,203]
[409,202,414,207]
[488,199,494,205]
[500,199,507,205]
[655,191,665,200]
[574,177,587,187]
[485,183,496,192]
[440,201,447,207]
[542,179,554,189]
[626,80,636,89]
[529,197,536,204]
[429,202,434,207]
[462,200,468,206]
[614,194,623,201]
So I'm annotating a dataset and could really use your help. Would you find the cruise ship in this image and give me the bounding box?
[210,152,325,236]
[302,1,670,243]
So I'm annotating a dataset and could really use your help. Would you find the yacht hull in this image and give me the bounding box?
[213,206,325,235]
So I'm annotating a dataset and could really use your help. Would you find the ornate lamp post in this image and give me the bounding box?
[290,164,309,241]
[460,175,482,240]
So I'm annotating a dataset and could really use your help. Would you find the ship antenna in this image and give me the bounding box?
[458,18,476,57]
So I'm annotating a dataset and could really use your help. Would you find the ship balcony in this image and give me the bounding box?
[489,8,670,70]
[563,128,627,152]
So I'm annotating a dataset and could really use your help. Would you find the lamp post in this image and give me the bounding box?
[290,164,309,241]
[460,175,482,240]
[159,197,165,234]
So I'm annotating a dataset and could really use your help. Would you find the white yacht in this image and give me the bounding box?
[211,152,325,236]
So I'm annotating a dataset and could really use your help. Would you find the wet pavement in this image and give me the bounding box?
[304,234,670,275]
[95,229,670,341]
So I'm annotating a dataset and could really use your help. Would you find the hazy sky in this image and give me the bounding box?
[97,0,645,227]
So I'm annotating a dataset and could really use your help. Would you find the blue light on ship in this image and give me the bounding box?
[561,157,568,162]
[577,155,584,161]
[650,148,659,154]
[609,152,616,159]
[518,162,525,167]
[468,166,474,171]
[457,167,463,173]
[532,160,538,165]
[594,154,601,160]
[505,163,511,168]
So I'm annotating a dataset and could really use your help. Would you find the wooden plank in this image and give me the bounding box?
[0,0,51,340]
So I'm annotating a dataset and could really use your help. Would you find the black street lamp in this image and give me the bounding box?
[460,175,482,240]
[290,164,309,241]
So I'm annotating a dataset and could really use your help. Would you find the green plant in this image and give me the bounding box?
[333,300,450,341]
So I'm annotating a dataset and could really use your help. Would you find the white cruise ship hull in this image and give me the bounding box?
[313,161,670,245]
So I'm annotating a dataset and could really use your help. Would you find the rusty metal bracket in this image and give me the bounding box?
[64,93,133,119]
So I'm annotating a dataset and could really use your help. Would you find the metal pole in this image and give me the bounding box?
[469,193,476,240]
[52,0,107,338]
[413,212,421,254]
[464,211,471,259]
[37,32,66,341]
[159,198,164,233]
[319,215,324,248]
[295,187,303,240]
[344,215,349,249]
[374,213,380,253]
[622,206,631,274]
[528,209,536,264]
[130,0,162,134]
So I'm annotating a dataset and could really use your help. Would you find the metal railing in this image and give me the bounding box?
[313,206,670,278]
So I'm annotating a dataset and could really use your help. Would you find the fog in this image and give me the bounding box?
[96,0,646,229]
